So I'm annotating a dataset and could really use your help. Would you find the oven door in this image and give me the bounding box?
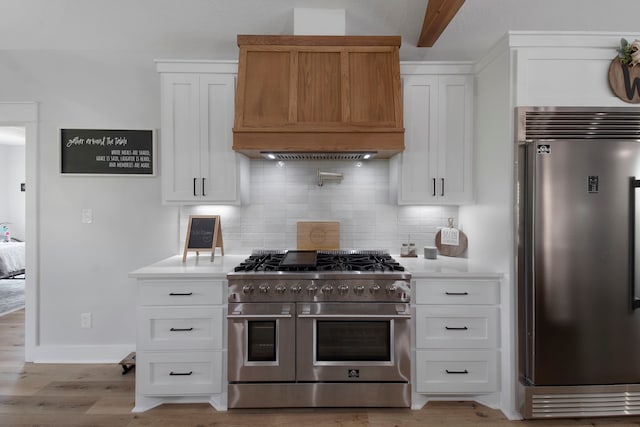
[296,302,411,382]
[227,303,295,382]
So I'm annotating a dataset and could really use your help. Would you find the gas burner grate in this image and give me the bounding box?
[234,250,404,272]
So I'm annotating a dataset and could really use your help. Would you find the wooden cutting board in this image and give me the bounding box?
[435,220,468,257]
[297,221,340,250]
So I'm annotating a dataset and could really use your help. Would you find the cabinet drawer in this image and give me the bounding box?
[415,306,499,349]
[139,280,224,306]
[138,307,224,350]
[137,350,223,396]
[414,279,499,305]
[415,350,498,393]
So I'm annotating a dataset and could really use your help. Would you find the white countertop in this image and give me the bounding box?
[129,253,502,280]
[397,255,503,279]
[129,254,247,279]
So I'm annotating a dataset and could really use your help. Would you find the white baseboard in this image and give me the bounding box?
[30,344,134,363]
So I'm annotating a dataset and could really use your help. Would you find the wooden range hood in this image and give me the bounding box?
[233,35,404,159]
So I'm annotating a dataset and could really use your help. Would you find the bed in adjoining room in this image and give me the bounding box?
[0,241,25,279]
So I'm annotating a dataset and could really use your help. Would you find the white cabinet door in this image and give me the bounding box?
[437,75,473,204]
[399,75,438,203]
[161,73,201,202]
[415,306,499,349]
[414,279,500,305]
[161,71,241,204]
[397,74,474,205]
[138,306,224,350]
[200,74,239,203]
[415,350,498,393]
[137,351,223,395]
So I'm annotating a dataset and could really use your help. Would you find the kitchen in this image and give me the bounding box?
[3,0,640,424]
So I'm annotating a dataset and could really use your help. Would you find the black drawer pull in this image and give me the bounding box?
[169,371,193,376]
[445,291,469,296]
[445,326,469,331]
[169,292,193,296]
[446,369,469,374]
[169,327,194,332]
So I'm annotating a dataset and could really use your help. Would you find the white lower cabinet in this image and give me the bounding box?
[412,277,501,409]
[415,350,498,393]
[138,351,223,396]
[134,278,227,412]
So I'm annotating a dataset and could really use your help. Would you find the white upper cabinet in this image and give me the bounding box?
[159,62,248,204]
[395,73,474,205]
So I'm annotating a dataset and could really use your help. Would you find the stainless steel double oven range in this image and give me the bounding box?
[226,250,412,408]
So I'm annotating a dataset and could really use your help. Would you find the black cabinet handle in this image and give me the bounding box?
[446,369,469,374]
[169,292,193,296]
[445,326,469,331]
[202,178,206,197]
[432,178,436,196]
[193,178,197,196]
[169,327,194,332]
[445,291,469,296]
[441,178,445,196]
[169,371,193,376]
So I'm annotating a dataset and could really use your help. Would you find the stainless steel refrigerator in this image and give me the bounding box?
[516,107,640,418]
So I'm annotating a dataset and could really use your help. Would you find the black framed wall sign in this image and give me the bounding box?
[60,128,156,175]
[182,215,224,262]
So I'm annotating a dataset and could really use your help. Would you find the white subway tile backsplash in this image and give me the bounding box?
[180,159,458,255]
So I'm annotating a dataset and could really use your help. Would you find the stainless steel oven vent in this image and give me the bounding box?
[261,152,376,161]
[518,107,640,141]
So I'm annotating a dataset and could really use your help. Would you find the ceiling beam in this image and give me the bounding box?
[418,0,465,47]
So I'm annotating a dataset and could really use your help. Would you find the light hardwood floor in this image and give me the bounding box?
[2,308,640,426]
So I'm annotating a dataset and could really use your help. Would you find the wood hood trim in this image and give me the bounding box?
[233,35,404,159]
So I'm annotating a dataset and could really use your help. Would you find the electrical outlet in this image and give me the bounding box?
[80,312,92,328]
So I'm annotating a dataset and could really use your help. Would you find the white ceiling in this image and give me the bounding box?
[2,0,640,61]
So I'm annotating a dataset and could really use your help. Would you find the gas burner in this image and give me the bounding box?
[233,250,405,273]
[316,253,404,272]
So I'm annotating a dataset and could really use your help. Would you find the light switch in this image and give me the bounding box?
[82,208,93,224]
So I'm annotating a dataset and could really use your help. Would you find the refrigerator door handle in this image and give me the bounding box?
[630,177,640,310]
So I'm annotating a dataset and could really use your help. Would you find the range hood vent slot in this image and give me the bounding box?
[519,108,640,141]
[233,35,404,159]
[262,152,375,161]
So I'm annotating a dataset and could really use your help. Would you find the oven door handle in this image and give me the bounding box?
[297,314,411,319]
[227,314,293,319]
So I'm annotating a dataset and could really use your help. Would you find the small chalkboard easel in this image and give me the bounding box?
[182,215,224,262]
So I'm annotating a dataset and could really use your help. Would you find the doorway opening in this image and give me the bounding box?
[0,102,38,362]
[0,126,26,315]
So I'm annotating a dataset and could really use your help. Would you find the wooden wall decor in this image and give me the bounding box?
[609,58,640,104]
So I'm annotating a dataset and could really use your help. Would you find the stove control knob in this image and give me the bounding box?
[385,285,398,295]
[242,285,255,295]
[306,285,319,296]
[275,285,287,295]
[369,284,381,294]
[337,284,349,295]
[321,285,334,295]
[290,285,303,294]
[259,284,270,294]
[354,285,365,295]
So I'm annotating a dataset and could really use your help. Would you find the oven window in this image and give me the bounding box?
[247,320,277,362]
[316,321,390,361]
